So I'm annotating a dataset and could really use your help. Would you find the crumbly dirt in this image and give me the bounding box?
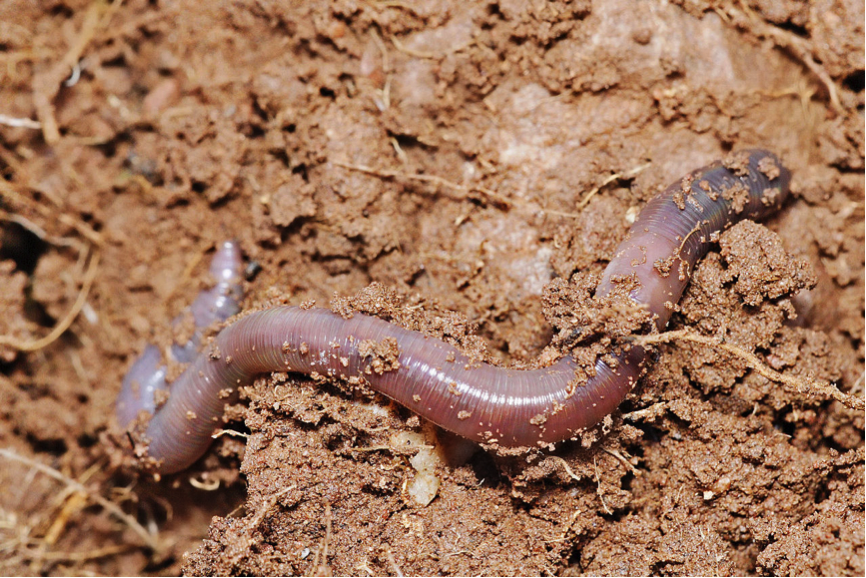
[0,0,863,575]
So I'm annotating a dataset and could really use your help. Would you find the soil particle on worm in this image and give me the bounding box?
[0,0,862,575]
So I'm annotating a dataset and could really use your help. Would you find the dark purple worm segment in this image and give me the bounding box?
[119,150,790,474]
[116,240,244,427]
[597,150,791,326]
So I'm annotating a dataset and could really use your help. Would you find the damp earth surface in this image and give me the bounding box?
[0,0,863,575]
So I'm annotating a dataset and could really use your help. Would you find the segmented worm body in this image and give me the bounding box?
[116,241,244,427]
[118,150,790,474]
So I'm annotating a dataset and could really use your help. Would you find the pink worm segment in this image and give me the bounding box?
[121,150,790,474]
[116,241,244,427]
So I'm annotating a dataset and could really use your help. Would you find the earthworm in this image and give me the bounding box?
[119,150,790,474]
[116,240,244,427]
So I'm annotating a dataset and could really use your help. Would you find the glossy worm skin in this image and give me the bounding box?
[119,150,790,474]
[116,241,244,427]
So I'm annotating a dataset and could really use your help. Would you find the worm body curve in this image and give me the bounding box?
[119,150,790,474]
[116,240,244,427]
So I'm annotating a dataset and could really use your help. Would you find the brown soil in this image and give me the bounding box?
[0,0,863,575]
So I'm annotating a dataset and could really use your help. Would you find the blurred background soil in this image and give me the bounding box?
[0,0,863,575]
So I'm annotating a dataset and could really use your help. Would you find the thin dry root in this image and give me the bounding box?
[549,455,582,482]
[31,0,124,144]
[335,160,651,218]
[224,484,296,570]
[574,163,652,211]
[0,114,41,129]
[0,181,104,245]
[334,161,512,208]
[0,448,160,552]
[717,4,843,113]
[634,329,865,411]
[0,249,100,352]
